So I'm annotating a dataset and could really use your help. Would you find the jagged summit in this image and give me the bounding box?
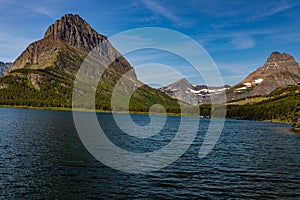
[44,14,106,53]
[160,78,229,105]
[160,78,198,105]
[267,51,296,62]
[262,52,299,75]
[243,52,300,83]
[8,13,136,78]
[166,78,191,88]
[228,51,300,99]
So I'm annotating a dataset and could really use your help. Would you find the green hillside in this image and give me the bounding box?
[226,84,300,127]
[0,41,180,113]
[0,66,180,113]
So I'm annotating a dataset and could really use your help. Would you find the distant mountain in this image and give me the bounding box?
[227,52,300,100]
[160,52,300,105]
[159,78,230,105]
[0,62,12,76]
[159,78,198,105]
[0,14,179,111]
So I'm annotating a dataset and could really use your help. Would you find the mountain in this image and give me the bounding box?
[223,52,300,127]
[160,51,300,106]
[159,78,198,105]
[227,52,300,100]
[0,14,179,111]
[0,62,12,76]
[159,78,230,105]
[8,14,135,78]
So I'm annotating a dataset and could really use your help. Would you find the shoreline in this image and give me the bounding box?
[0,105,295,127]
[0,105,184,117]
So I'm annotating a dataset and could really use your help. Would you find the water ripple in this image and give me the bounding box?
[0,108,299,199]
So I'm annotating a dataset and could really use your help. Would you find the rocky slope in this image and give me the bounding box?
[160,52,300,105]
[0,62,12,76]
[0,14,179,111]
[159,78,229,105]
[227,52,300,100]
[8,14,136,78]
[160,78,198,105]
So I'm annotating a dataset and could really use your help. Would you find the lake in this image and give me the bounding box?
[0,108,299,199]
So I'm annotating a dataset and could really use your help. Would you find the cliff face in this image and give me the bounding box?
[228,52,300,100]
[9,14,136,78]
[241,52,300,84]
[44,14,106,53]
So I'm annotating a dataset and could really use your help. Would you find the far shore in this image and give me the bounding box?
[0,105,296,128]
[0,105,184,116]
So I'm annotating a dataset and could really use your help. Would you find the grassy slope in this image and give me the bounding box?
[226,84,300,125]
[0,66,180,112]
[0,42,180,113]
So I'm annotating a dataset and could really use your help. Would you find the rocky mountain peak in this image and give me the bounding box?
[159,78,229,105]
[240,51,300,84]
[159,78,198,105]
[267,51,295,63]
[257,51,299,75]
[44,13,106,53]
[8,13,136,78]
[170,78,191,88]
[228,51,300,100]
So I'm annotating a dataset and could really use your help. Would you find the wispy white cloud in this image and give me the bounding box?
[140,0,179,22]
[251,2,300,20]
[197,29,273,43]
[25,5,55,19]
[136,0,196,28]
[195,29,272,52]
[32,7,52,16]
[199,0,300,29]
[196,24,300,53]
[230,36,255,50]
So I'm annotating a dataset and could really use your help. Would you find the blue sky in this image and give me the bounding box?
[1,0,300,85]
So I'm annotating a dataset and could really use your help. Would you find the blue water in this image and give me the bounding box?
[0,108,299,199]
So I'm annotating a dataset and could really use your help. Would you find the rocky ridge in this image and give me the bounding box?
[159,78,229,105]
[160,52,300,105]
[8,14,136,78]
[0,62,12,76]
[228,52,300,100]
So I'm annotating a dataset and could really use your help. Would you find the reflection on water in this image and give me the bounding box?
[0,108,299,199]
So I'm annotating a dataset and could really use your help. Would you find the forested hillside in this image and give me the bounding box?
[226,84,300,127]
